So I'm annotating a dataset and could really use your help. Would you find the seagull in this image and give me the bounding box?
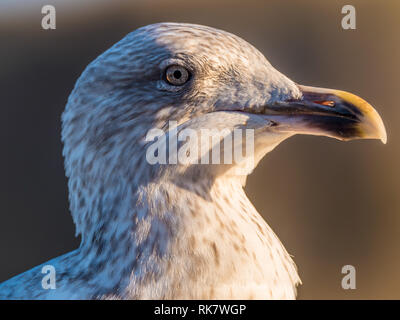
[0,23,386,300]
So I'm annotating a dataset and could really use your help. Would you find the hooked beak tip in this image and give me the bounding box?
[331,88,387,144]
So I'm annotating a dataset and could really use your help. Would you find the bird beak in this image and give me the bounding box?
[265,85,387,144]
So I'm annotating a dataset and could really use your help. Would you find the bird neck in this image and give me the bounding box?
[69,170,299,298]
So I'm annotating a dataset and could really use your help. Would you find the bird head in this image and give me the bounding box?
[62,23,386,233]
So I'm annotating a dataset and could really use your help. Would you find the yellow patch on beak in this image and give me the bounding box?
[332,89,387,144]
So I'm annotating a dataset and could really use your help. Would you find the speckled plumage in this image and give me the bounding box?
[0,23,307,299]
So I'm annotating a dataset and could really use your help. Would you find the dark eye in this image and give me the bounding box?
[165,65,190,86]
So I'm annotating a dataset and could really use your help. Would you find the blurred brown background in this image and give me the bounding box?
[0,0,399,299]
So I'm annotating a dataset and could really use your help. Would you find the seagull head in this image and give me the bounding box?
[62,22,386,234]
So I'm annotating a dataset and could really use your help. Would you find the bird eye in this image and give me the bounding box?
[165,65,190,86]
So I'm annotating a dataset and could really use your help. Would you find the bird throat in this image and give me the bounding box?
[70,173,300,299]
